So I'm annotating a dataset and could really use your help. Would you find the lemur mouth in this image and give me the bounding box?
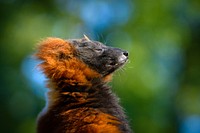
[107,54,128,68]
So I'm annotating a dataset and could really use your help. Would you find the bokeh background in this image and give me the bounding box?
[0,0,200,133]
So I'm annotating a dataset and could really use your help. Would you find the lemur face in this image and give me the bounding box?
[69,38,128,76]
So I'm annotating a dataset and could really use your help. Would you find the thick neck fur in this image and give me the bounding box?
[48,79,123,117]
[40,79,131,133]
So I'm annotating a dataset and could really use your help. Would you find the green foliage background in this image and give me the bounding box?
[0,0,200,133]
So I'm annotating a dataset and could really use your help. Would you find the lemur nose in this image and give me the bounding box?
[123,51,128,57]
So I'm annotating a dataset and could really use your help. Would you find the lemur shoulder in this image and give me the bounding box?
[35,36,132,133]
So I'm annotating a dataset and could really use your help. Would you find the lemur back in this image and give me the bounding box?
[35,36,132,133]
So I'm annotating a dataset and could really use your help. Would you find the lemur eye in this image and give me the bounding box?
[95,48,104,53]
[79,42,89,47]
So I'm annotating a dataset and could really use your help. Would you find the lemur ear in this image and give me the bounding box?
[83,34,91,41]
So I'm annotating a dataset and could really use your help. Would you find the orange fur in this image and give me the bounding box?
[59,108,122,133]
[35,38,101,87]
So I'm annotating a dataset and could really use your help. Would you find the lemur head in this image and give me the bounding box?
[35,36,128,86]
[69,36,128,75]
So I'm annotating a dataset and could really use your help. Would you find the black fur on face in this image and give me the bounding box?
[69,38,128,76]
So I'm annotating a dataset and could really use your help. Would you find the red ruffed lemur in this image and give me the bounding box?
[35,35,132,133]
